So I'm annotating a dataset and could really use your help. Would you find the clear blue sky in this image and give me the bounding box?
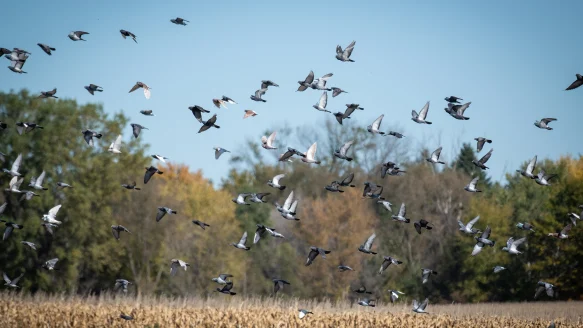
[1,0,582,186]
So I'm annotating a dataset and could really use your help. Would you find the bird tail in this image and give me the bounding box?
[315,161,321,164]
[279,186,286,190]
[425,121,432,124]
[230,292,236,295]
[95,134,103,139]
[42,187,48,190]
[349,184,355,187]
[214,125,221,129]
[157,171,164,175]
[369,304,375,307]
[491,240,496,246]
[405,219,410,223]
[476,189,482,192]
[426,226,433,230]
[438,161,445,164]
[338,190,344,193]
[349,59,355,62]
[346,157,353,161]
[171,210,177,214]
[135,187,141,190]
[371,251,377,255]
[245,247,251,250]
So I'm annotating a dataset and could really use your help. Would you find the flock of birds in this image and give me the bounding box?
[0,16,581,323]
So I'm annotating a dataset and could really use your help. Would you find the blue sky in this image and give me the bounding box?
[1,0,582,186]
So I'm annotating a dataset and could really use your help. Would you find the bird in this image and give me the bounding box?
[547,224,572,239]
[333,103,363,125]
[472,148,493,170]
[357,299,376,307]
[5,176,24,194]
[250,193,270,203]
[192,220,210,230]
[28,171,48,190]
[472,226,495,256]
[15,122,43,135]
[261,131,277,150]
[212,274,233,285]
[151,154,169,163]
[535,169,557,186]
[131,123,148,138]
[68,31,89,41]
[128,82,151,99]
[280,200,298,220]
[231,231,251,250]
[276,191,296,215]
[421,268,437,284]
[331,87,348,97]
[265,227,284,239]
[414,219,433,234]
[7,50,28,74]
[57,182,73,188]
[325,181,344,193]
[334,141,354,161]
[458,216,481,235]
[297,71,315,92]
[336,40,356,62]
[42,205,62,225]
[426,147,445,164]
[119,29,137,43]
[111,225,131,240]
[306,246,330,266]
[568,212,581,226]
[144,166,163,184]
[170,259,190,276]
[156,207,177,222]
[37,43,56,55]
[120,313,133,321]
[378,256,402,274]
[367,114,386,135]
[267,174,286,190]
[170,17,189,25]
[548,321,556,328]
[84,84,103,95]
[445,102,471,120]
[535,281,555,299]
[412,299,429,313]
[250,88,267,102]
[140,109,154,116]
[42,258,59,270]
[502,237,526,255]
[388,290,405,303]
[20,191,39,202]
[464,177,482,193]
[534,118,557,130]
[391,203,410,223]
[565,74,583,90]
[338,173,356,188]
[198,114,220,133]
[411,101,432,124]
[108,135,122,154]
[222,96,237,105]
[378,200,393,212]
[386,131,405,138]
[213,147,230,160]
[3,272,24,288]
[215,282,236,295]
[312,91,331,113]
[301,142,321,164]
[493,266,506,273]
[272,279,290,295]
[298,309,313,319]
[516,222,535,232]
[353,286,372,294]
[39,88,58,98]
[444,96,462,103]
[232,193,251,205]
[276,148,296,162]
[474,137,492,153]
[363,182,385,200]
[338,265,354,272]
[114,279,132,293]
[517,155,538,179]
[21,241,37,251]
[310,73,333,91]
[253,224,267,244]
[241,110,258,120]
[188,105,210,123]
[82,129,103,146]
[1,220,23,241]
[358,233,377,255]
[261,80,279,89]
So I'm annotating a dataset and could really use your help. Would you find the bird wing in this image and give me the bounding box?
[343,106,356,118]
[534,286,545,299]
[156,209,166,222]
[48,205,62,218]
[289,200,298,213]
[111,226,120,240]
[144,169,155,184]
[413,299,419,310]
[132,124,142,138]
[272,174,284,185]
[11,153,22,172]
[320,73,333,81]
[469,177,479,189]
[239,231,248,245]
[513,237,526,247]
[3,272,10,284]
[283,191,294,210]
[467,215,480,230]
[431,147,442,161]
[341,173,354,185]
[340,141,353,155]
[457,102,471,115]
[306,249,318,264]
[411,110,419,119]
[36,171,46,186]
[372,115,384,130]
[0,203,6,215]
[128,83,141,93]
[364,233,376,249]
[541,118,557,124]
[476,139,485,152]
[170,262,178,276]
[305,71,314,84]
[14,177,24,190]
[418,101,430,119]
[267,131,277,146]
[398,203,406,217]
[306,142,317,160]
[420,298,429,310]
[336,45,343,55]
[113,135,122,150]
[481,226,491,239]
[479,149,493,164]
[47,258,58,267]
[11,273,24,285]
[561,224,572,235]
[414,222,422,234]
[526,155,537,174]
[566,78,583,90]
[3,226,13,241]
[318,92,327,108]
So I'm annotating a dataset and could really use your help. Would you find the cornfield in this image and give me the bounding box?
[0,293,581,327]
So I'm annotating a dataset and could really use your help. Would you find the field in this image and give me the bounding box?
[0,293,581,327]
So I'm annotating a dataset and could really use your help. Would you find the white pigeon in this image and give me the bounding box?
[267,174,286,190]
[426,147,445,164]
[301,142,320,164]
[464,177,481,192]
[502,237,526,255]
[313,92,331,113]
[3,153,22,176]
[42,205,62,225]
[517,155,537,179]
[5,176,24,194]
[281,200,299,220]
[231,231,250,250]
[367,114,386,135]
[277,191,295,215]
[411,101,432,124]
[152,154,169,162]
[29,171,48,190]
[108,135,122,154]
[377,200,393,212]
[261,131,277,150]
[458,215,481,234]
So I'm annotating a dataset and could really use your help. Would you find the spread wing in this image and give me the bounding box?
[431,147,442,161]
[398,203,406,217]
[372,115,384,130]
[479,149,493,164]
[341,173,354,185]
[267,131,277,145]
[541,118,556,124]
[340,141,353,155]
[144,169,155,184]
[170,262,178,276]
[467,216,480,230]
[364,233,376,249]
[513,237,526,247]
[48,205,62,218]
[418,101,430,119]
[113,135,122,150]
[3,272,10,284]
[306,142,317,160]
[111,226,120,240]
[306,249,318,265]
[239,231,248,245]
[561,224,572,235]
[457,102,471,115]
[289,200,298,213]
[481,226,491,239]
[36,171,46,185]
[411,110,419,119]
[272,174,284,184]
[283,191,294,209]
[526,155,537,174]
[11,153,22,172]
[469,177,479,189]
[476,139,485,152]
[318,92,327,108]
[305,71,314,84]
[128,83,140,93]
[11,273,24,285]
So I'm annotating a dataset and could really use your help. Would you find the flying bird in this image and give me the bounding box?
[325,181,344,193]
[297,71,315,92]
[306,246,330,266]
[42,223,58,235]
[568,212,580,226]
[363,182,385,199]
[331,87,347,97]
[212,98,228,109]
[378,256,402,274]
[565,74,583,90]
[140,110,154,116]
[502,237,526,255]
[516,222,535,232]
[535,281,555,299]
[1,220,23,241]
[28,171,48,190]
[388,289,405,303]
[250,88,267,102]
[232,193,251,205]
[250,193,270,203]
[212,274,233,285]
[412,299,429,314]
[338,173,356,188]
[16,122,43,135]
[445,96,462,103]
[426,147,445,164]
[114,279,132,293]
[386,131,405,138]
[170,17,189,25]
[336,40,356,62]
[3,272,24,288]
[493,266,506,273]
[414,219,433,234]
[310,73,333,91]
[445,102,471,120]
[333,103,363,125]
[272,279,290,295]
[334,140,354,161]
[222,96,237,104]
[57,182,73,188]
[313,91,331,113]
[472,148,493,170]
[254,224,267,244]
[68,31,89,41]
[37,43,56,55]
[42,205,62,225]
[243,110,258,119]
[170,259,190,276]
[82,129,102,146]
[411,101,432,124]
[261,80,279,89]
[298,309,312,319]
[198,114,220,133]
[338,265,354,272]
[547,224,571,239]
[21,241,37,251]
[111,225,131,240]
[144,166,163,184]
[474,137,492,153]
[358,233,377,255]
[517,155,537,179]
[261,131,277,150]
[367,114,386,135]
[215,282,236,295]
[42,258,59,270]
[535,169,557,186]
[301,143,320,164]
[131,123,148,138]
[391,203,410,223]
[421,268,437,284]
[7,49,28,74]
[84,84,103,95]
[357,299,376,307]
[214,147,230,159]
[267,173,286,190]
[458,215,481,235]
[5,176,24,194]
[108,135,122,154]
[156,207,177,222]
[464,177,482,193]
[534,118,557,130]
[188,105,210,123]
[231,231,251,250]
[128,82,151,99]
[192,220,210,230]
[39,88,58,98]
[119,29,137,43]
[378,200,393,212]
[471,226,495,256]
[3,153,22,177]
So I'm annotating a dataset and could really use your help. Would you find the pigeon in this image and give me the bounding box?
[388,290,405,303]
[280,200,298,221]
[140,110,154,116]
[128,82,151,99]
[338,173,356,187]
[272,279,290,295]
[535,281,555,299]
[231,231,251,250]
[535,169,557,186]
[250,88,267,102]
[151,154,168,163]
[119,312,133,321]
[297,71,315,92]
[119,29,137,43]
[3,272,24,288]
[378,256,402,274]
[20,191,39,201]
[421,268,437,284]
[336,40,356,62]
[131,123,148,138]
[391,203,410,223]
[310,73,333,91]
[57,182,73,188]
[306,246,330,266]
[42,258,59,270]
[68,31,89,41]
[39,88,58,99]
[42,205,62,225]
[29,171,48,190]
[232,193,251,205]
[472,148,493,170]
[1,220,23,241]
[212,274,233,285]
[213,147,231,160]
[215,282,236,295]
[261,80,279,89]
[42,223,58,235]
[458,215,481,235]
[357,299,376,307]
[108,135,122,154]
[82,130,103,146]
[367,114,386,135]
[445,102,471,120]
[37,43,56,55]
[464,177,482,193]
[5,176,24,194]
[411,101,432,124]
[358,233,377,255]
[250,193,270,203]
[15,122,43,135]
[474,137,492,153]
[261,131,277,150]
[301,142,321,164]
[298,309,312,319]
[414,219,433,234]
[568,212,580,226]
[412,298,429,313]
[114,279,132,293]
[111,225,131,240]
[386,131,405,138]
[253,224,267,244]
[276,191,296,215]
[170,17,189,25]
[325,181,344,193]
[243,110,258,119]
[267,174,286,190]
[170,259,190,276]
[333,103,363,124]
[212,98,228,109]
[472,226,495,256]
[156,207,177,222]
[354,286,373,294]
[493,266,506,273]
[338,265,354,272]
[222,96,237,105]
[265,227,284,239]
[188,105,210,123]
[192,220,210,230]
[7,50,28,74]
[331,87,348,97]
[198,114,220,133]
[547,224,572,239]
[502,237,526,255]
[517,155,537,179]
[84,84,103,95]
[313,92,331,113]
[566,74,583,90]
[378,200,393,212]
[333,141,354,161]
[445,96,462,103]
[426,147,445,164]
[363,182,385,200]
[144,166,163,184]
[516,222,535,232]
[534,118,556,130]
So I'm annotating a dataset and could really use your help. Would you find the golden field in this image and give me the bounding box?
[0,293,581,327]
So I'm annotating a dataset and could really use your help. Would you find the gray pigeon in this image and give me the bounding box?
[272,278,290,295]
[388,289,405,303]
[119,30,137,43]
[231,231,250,250]
[306,246,330,266]
[310,73,333,91]
[57,182,73,188]
[39,88,58,98]
[464,177,481,193]
[517,155,538,179]
[516,222,535,232]
[156,207,177,222]
[212,273,233,284]
[338,265,354,272]
[421,268,437,284]
[232,193,251,205]
[37,43,56,55]
[170,17,189,25]
[338,173,356,187]
[472,148,493,170]
[474,137,492,153]
[111,225,131,240]
[68,31,89,41]
[261,80,279,89]
[334,141,354,161]
[333,103,364,125]
[331,87,347,97]
[3,272,24,288]
[378,256,402,274]
[412,298,429,313]
[411,102,432,124]
[21,241,37,251]
[414,220,433,234]
[566,73,583,90]
[267,174,286,190]
[471,226,495,256]
[131,123,148,138]
[82,129,102,146]
[391,203,409,223]
[192,220,210,230]
[0,220,23,241]
[170,259,190,276]
[42,258,59,270]
[313,92,331,113]
[387,131,405,138]
[215,282,236,295]
[16,122,43,135]
[250,193,270,203]
[458,215,481,235]
[84,84,103,95]
[353,286,372,294]
[140,110,154,116]
[298,309,312,319]
[198,114,220,133]
[445,96,462,103]
[358,233,377,255]
[426,147,445,164]
[534,118,556,130]
[502,237,526,255]
[188,105,210,123]
[121,181,140,190]
[214,147,230,159]
[493,266,506,273]
[120,313,133,321]
[535,169,557,186]
[534,281,555,299]
[357,299,376,307]
[2,154,22,177]
[325,181,344,193]
[114,279,132,293]
[250,88,267,102]
[336,40,356,62]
